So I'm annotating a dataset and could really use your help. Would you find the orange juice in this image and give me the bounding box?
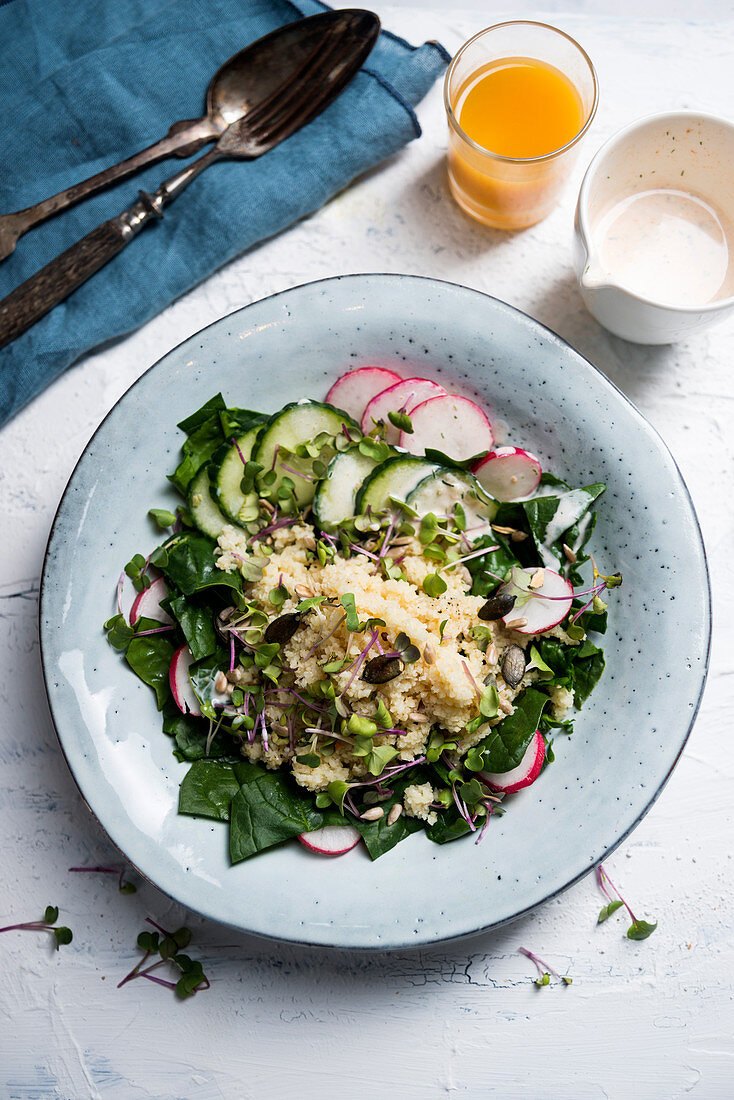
[458,58,584,159]
[444,24,597,230]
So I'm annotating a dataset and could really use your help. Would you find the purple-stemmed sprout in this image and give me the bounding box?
[133,624,176,637]
[118,917,209,998]
[340,628,380,697]
[441,544,500,572]
[518,946,572,987]
[279,462,314,483]
[249,517,297,543]
[350,543,380,562]
[269,444,280,473]
[304,612,347,659]
[229,634,235,673]
[232,437,249,467]
[341,422,353,442]
[69,864,136,894]
[0,905,72,949]
[596,864,657,940]
[265,688,328,714]
[451,784,476,832]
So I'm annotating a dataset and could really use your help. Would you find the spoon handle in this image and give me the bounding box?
[0,116,220,263]
[0,149,220,351]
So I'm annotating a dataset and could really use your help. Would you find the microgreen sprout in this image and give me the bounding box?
[148,508,177,529]
[118,918,209,998]
[0,905,73,950]
[596,864,657,940]
[69,864,137,894]
[518,947,573,987]
[387,409,413,434]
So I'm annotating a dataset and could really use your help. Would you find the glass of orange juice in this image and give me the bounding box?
[444,21,598,229]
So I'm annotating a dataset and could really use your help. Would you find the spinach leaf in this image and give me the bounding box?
[179,761,240,821]
[425,808,473,845]
[354,777,424,860]
[229,771,323,862]
[572,644,605,707]
[125,635,175,710]
[219,408,264,437]
[168,595,217,661]
[155,533,243,598]
[163,708,232,761]
[177,394,226,435]
[523,484,605,568]
[471,688,549,774]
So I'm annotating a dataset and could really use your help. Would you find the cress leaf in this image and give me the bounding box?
[627,919,658,941]
[597,899,624,924]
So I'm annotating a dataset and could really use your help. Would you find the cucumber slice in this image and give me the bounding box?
[210,422,264,524]
[406,468,498,538]
[252,401,358,507]
[188,466,230,539]
[355,455,439,516]
[313,449,380,529]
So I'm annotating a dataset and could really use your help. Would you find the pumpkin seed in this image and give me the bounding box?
[361,654,403,684]
[501,644,526,688]
[478,593,516,621]
[263,612,302,645]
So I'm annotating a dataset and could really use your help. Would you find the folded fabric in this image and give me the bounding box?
[0,0,449,426]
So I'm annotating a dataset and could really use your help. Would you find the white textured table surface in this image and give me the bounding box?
[2,8,733,1099]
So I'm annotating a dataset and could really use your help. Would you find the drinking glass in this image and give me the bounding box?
[444,22,598,230]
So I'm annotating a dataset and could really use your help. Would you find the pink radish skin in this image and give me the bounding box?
[169,645,201,717]
[479,730,546,794]
[361,377,447,441]
[129,576,174,626]
[502,567,573,634]
[298,825,361,855]
[473,447,542,502]
[400,394,493,461]
[326,367,402,422]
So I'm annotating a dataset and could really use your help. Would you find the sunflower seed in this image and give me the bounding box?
[529,569,545,590]
[501,644,526,688]
[360,807,385,821]
[387,804,403,826]
[294,584,314,599]
[214,671,229,693]
[487,643,499,664]
[510,531,529,542]
[563,542,577,564]
[491,524,517,535]
[498,696,513,714]
[504,617,528,630]
[408,712,430,723]
[423,643,436,665]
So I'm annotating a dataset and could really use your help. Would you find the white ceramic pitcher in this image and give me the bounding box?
[573,111,734,344]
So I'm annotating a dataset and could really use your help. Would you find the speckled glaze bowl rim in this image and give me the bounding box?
[39,273,711,950]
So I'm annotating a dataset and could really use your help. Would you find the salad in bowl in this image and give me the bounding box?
[105,366,619,863]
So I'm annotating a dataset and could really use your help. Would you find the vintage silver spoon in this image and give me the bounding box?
[0,10,379,350]
[0,10,377,263]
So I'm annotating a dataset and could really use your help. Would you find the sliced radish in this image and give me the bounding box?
[479,730,545,794]
[361,377,447,441]
[326,367,402,422]
[501,567,573,634]
[129,576,174,626]
[400,395,493,461]
[169,644,201,717]
[473,447,542,502]
[298,825,361,855]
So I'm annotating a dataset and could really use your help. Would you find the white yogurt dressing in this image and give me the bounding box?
[537,489,594,568]
[594,188,729,307]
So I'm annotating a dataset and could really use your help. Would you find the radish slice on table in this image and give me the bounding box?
[298,825,361,855]
[501,567,573,634]
[361,377,447,440]
[473,447,542,502]
[326,367,402,422]
[400,394,493,461]
[479,730,545,794]
[129,576,173,626]
[169,645,201,717]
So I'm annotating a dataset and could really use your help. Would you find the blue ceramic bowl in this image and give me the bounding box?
[40,274,710,948]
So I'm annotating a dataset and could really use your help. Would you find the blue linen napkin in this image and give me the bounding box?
[0,0,449,426]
